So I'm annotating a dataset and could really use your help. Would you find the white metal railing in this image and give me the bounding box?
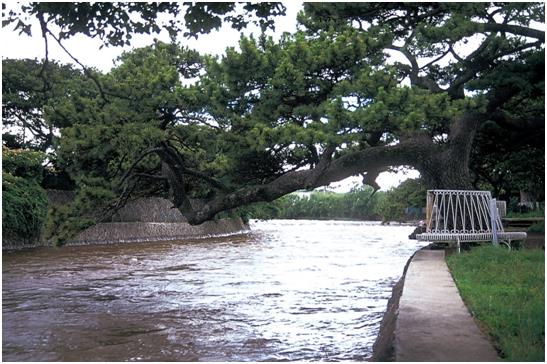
[418,190,527,252]
[425,190,504,234]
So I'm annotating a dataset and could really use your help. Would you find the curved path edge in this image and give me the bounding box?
[372,248,500,362]
[370,247,413,361]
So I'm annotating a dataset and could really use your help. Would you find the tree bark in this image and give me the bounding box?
[418,111,480,190]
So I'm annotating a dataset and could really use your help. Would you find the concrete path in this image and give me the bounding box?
[395,249,500,362]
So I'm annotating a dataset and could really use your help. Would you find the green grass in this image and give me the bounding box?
[446,246,545,361]
[506,209,545,218]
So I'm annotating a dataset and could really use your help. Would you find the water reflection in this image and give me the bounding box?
[3,220,427,361]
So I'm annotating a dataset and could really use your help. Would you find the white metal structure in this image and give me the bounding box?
[416,190,527,251]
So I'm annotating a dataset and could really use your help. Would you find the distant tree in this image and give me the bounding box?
[247,185,381,221]
[373,178,427,222]
[344,186,380,220]
[392,178,428,209]
[2,58,83,152]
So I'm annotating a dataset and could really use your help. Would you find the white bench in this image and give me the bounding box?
[416,190,527,252]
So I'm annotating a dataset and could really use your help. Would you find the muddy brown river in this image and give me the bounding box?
[2,220,426,361]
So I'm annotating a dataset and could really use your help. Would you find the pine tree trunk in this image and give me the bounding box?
[418,111,480,190]
[419,152,474,190]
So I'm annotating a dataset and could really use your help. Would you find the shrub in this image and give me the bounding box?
[2,146,45,180]
[2,172,48,243]
[2,147,48,245]
[528,221,545,233]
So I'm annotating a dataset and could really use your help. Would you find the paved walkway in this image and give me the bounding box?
[395,249,500,361]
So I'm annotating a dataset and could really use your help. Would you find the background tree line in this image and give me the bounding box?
[242,178,427,222]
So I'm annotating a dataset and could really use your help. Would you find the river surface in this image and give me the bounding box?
[3,220,426,361]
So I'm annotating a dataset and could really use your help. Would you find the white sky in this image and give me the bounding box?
[1,1,420,192]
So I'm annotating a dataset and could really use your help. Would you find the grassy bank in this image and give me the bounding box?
[446,246,545,361]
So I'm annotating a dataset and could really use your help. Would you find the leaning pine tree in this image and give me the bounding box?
[6,3,543,243]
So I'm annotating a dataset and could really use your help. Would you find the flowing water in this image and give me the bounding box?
[2,220,427,361]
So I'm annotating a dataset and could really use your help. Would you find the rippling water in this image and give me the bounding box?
[2,220,427,361]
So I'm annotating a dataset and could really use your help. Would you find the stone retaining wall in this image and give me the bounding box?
[67,218,249,246]
[110,197,187,223]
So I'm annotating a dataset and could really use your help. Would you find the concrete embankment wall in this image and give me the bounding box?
[68,219,249,246]
[371,248,419,361]
[68,196,250,246]
[371,245,500,361]
[3,193,248,250]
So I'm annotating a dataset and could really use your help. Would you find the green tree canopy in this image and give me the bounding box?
[469,50,544,200]
[2,58,84,151]
[3,2,286,46]
[3,3,544,242]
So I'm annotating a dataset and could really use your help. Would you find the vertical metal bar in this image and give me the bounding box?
[442,192,448,231]
[463,193,470,232]
[434,193,441,232]
[456,193,463,233]
[482,194,492,230]
[476,194,489,232]
[490,198,499,246]
[426,191,434,232]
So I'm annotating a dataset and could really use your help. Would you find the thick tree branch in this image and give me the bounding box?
[447,111,481,160]
[181,139,434,224]
[135,173,167,180]
[119,147,163,186]
[158,141,228,191]
[419,47,450,71]
[361,166,385,192]
[180,108,492,224]
[181,167,229,191]
[158,151,193,213]
[387,45,443,93]
[36,12,51,94]
[478,22,545,41]
[447,40,542,99]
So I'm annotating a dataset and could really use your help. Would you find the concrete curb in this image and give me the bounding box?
[394,249,500,361]
[371,248,419,361]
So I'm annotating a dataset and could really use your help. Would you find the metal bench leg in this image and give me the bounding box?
[457,237,461,254]
[500,239,512,251]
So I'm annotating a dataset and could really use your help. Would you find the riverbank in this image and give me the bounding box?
[3,195,251,251]
[2,218,249,251]
[370,247,420,361]
[371,245,500,361]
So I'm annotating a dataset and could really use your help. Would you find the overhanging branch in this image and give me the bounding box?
[479,22,545,41]
[181,139,432,224]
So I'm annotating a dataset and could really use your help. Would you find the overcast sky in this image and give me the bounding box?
[1,2,420,192]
